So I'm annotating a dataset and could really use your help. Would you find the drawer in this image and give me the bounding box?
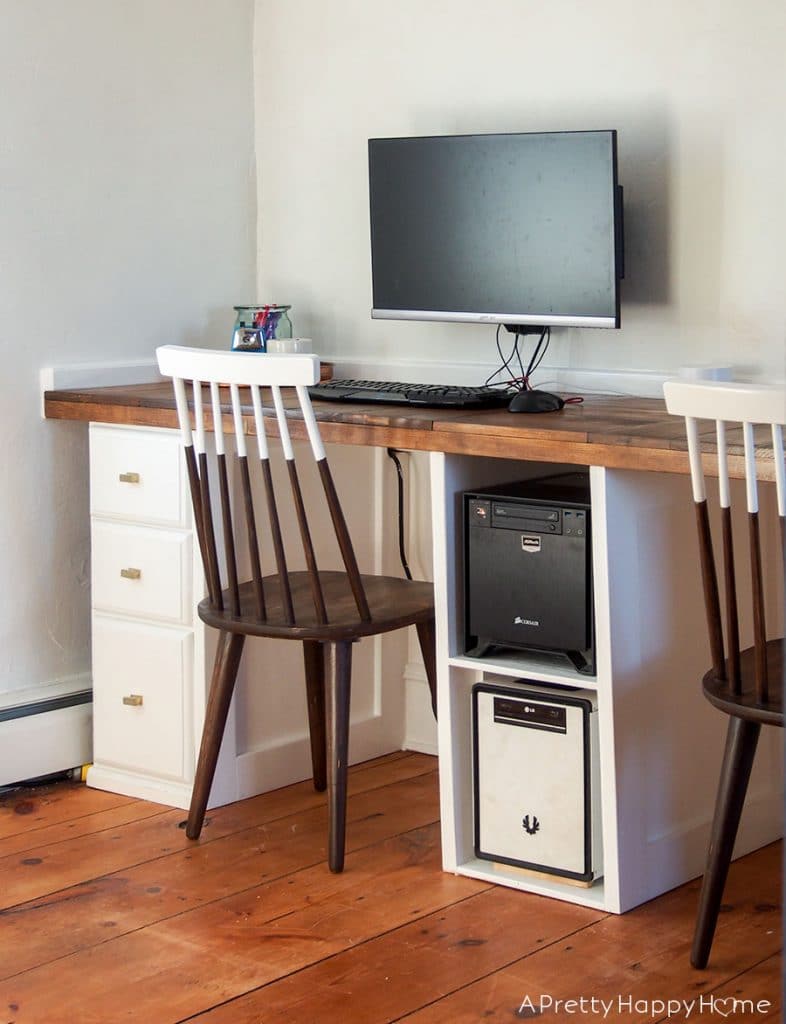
[92,521,192,624]
[92,616,191,780]
[90,424,188,526]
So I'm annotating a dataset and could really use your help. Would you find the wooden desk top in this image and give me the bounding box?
[44,381,777,481]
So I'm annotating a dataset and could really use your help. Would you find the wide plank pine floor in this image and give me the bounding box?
[0,752,781,1023]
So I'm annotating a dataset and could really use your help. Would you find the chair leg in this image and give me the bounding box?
[691,716,761,969]
[325,640,353,873]
[186,631,245,840]
[415,618,438,720]
[303,640,327,792]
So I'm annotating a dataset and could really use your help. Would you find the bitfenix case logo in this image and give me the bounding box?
[516,994,772,1019]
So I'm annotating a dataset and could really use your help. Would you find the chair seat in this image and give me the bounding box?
[199,570,435,641]
[702,639,784,727]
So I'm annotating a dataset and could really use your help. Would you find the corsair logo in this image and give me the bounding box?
[514,616,539,627]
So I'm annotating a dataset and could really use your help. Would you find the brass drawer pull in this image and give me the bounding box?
[122,694,144,707]
[118,472,140,484]
[120,567,142,580]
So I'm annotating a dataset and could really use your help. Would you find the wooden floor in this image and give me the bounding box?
[0,752,781,1023]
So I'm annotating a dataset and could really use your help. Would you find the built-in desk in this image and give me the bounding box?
[45,383,783,913]
[44,381,779,479]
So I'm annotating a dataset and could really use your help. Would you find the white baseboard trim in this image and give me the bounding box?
[86,764,194,810]
[327,354,670,399]
[403,660,438,756]
[629,787,784,912]
[235,713,401,799]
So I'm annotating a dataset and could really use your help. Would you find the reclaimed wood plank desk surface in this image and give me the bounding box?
[44,381,778,480]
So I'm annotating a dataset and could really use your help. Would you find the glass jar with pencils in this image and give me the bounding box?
[231,304,293,352]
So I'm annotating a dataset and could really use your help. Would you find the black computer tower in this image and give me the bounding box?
[464,472,594,674]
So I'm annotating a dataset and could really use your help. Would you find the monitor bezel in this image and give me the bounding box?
[368,129,623,331]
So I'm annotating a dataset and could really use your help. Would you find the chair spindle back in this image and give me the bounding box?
[664,381,786,704]
[157,346,371,625]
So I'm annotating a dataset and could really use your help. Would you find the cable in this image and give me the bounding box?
[514,333,526,382]
[484,326,523,390]
[386,448,413,580]
[522,327,550,389]
[483,323,587,403]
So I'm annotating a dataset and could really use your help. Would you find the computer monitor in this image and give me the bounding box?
[368,130,623,332]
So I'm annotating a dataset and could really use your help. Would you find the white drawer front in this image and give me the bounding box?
[90,424,188,526]
[92,616,191,781]
[92,521,192,624]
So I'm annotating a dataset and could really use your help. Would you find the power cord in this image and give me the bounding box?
[386,448,413,580]
[522,327,551,389]
[484,325,555,392]
[486,325,584,405]
[484,326,523,391]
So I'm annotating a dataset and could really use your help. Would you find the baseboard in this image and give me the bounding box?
[86,764,194,810]
[403,660,438,756]
[235,713,401,799]
[620,786,785,912]
[0,675,93,787]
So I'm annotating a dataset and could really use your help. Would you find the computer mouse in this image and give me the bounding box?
[508,389,565,414]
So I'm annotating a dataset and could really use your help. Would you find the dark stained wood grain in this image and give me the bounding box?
[173,367,436,869]
[690,471,782,970]
[748,511,769,703]
[302,640,327,792]
[286,459,327,623]
[185,631,245,840]
[721,505,741,693]
[43,382,781,481]
[198,450,223,608]
[690,717,761,968]
[696,499,725,679]
[198,572,434,641]
[237,454,265,619]
[216,452,240,615]
[317,457,371,621]
[259,457,294,624]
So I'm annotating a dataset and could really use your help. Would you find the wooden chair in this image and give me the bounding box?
[663,379,784,968]
[156,345,437,872]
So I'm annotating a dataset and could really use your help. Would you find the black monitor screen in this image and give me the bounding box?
[369,130,621,328]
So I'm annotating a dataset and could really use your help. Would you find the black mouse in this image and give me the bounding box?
[508,389,565,414]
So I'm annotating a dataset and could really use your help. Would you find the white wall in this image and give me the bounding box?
[0,1,256,700]
[253,0,786,384]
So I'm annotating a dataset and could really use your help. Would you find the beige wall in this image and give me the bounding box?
[254,0,786,383]
[0,1,256,697]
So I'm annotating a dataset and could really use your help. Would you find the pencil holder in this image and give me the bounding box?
[231,304,293,352]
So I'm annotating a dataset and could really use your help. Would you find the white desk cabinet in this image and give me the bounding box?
[84,423,405,811]
[86,423,211,809]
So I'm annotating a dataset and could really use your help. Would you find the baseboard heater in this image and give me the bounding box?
[0,689,92,787]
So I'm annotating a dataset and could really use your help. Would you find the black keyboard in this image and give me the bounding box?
[308,379,511,409]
